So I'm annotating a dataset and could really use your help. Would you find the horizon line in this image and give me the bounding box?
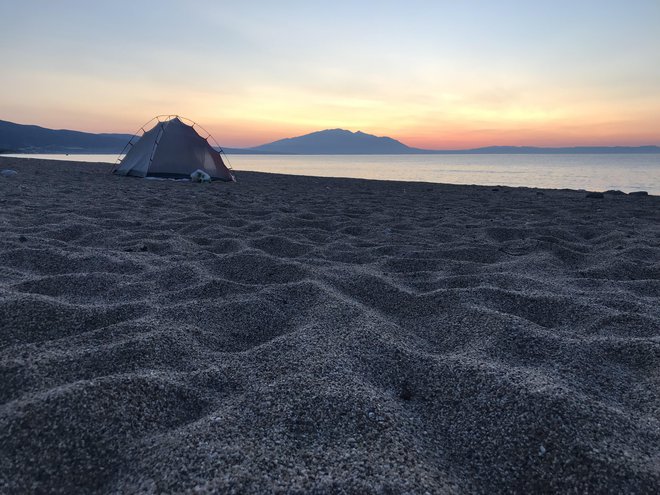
[3,118,659,151]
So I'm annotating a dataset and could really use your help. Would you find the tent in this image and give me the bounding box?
[113,116,235,181]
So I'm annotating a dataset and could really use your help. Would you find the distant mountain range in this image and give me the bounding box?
[246,128,413,154]
[1,119,659,155]
[232,129,660,155]
[0,120,134,154]
[420,145,660,155]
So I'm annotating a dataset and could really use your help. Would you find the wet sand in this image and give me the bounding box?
[1,157,659,493]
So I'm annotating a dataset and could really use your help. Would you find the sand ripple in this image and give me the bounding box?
[1,158,659,493]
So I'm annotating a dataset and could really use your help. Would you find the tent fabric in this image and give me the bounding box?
[114,117,234,181]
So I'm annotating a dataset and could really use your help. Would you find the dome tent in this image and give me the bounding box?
[113,115,235,181]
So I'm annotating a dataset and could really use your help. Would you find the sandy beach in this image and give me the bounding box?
[1,156,659,493]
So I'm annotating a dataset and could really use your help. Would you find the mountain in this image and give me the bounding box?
[0,120,134,153]
[249,129,417,154]
[2,119,658,155]
[246,129,660,155]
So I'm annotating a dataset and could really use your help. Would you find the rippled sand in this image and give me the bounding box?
[1,157,659,493]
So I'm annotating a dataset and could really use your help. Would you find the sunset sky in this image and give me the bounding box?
[1,0,659,149]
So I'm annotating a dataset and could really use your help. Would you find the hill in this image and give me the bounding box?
[0,120,133,153]
[249,129,418,154]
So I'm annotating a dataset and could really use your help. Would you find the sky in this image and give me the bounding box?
[0,0,659,149]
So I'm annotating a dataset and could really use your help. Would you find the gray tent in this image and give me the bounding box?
[113,116,235,181]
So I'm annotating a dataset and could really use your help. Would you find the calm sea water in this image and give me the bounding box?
[4,153,660,194]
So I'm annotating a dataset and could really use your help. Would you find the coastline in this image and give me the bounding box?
[1,157,659,493]
[3,153,660,195]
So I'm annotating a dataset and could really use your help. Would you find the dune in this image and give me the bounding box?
[1,157,659,493]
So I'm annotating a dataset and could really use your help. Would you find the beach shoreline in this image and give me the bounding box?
[3,152,660,195]
[1,157,659,493]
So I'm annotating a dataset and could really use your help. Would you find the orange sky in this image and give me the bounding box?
[1,1,659,149]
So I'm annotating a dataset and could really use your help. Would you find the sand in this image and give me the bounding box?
[1,157,659,494]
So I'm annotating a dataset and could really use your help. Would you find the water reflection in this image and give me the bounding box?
[3,153,659,194]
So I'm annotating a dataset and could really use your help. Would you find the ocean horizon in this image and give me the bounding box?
[5,152,660,194]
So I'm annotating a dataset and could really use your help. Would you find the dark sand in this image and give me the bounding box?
[1,157,659,494]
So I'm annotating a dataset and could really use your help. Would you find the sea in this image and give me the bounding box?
[4,153,660,195]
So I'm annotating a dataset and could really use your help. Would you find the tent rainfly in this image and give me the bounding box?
[113,116,235,181]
